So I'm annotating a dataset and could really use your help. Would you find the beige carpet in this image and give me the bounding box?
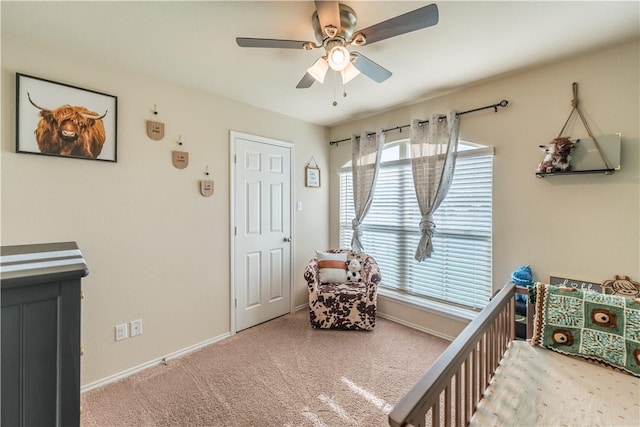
[81,310,449,427]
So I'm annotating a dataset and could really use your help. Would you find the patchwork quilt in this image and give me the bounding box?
[532,282,640,377]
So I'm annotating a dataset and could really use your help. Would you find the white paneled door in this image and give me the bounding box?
[232,132,292,332]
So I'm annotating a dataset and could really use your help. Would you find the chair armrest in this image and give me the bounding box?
[355,252,381,294]
[304,257,319,288]
[360,254,380,284]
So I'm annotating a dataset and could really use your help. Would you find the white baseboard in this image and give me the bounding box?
[377,312,454,341]
[81,332,231,393]
[294,303,309,312]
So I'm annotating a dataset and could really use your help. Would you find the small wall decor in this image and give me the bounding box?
[146,121,164,140]
[200,180,214,197]
[549,275,602,293]
[172,151,189,169]
[601,275,640,298]
[305,157,320,188]
[16,73,117,162]
[145,104,164,141]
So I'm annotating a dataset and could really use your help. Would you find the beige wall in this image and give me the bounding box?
[329,40,640,335]
[1,34,330,386]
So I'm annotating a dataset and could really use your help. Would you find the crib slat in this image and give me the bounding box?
[471,347,477,415]
[464,357,471,425]
[489,324,495,376]
[432,400,440,427]
[444,383,451,426]
[480,334,487,390]
[455,370,461,427]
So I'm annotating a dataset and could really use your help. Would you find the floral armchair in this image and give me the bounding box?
[303,249,381,330]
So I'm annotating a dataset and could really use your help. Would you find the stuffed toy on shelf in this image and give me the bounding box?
[536,137,579,173]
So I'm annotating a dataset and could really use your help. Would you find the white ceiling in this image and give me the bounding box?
[2,1,638,127]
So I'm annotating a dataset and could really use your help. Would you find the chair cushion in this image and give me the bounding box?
[316,251,347,283]
[318,282,366,301]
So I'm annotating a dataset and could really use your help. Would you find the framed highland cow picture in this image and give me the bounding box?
[16,73,117,162]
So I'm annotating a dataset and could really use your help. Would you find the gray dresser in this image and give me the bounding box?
[1,242,88,427]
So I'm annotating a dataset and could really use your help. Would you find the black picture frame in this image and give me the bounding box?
[16,73,117,162]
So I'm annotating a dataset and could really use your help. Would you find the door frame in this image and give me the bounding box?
[229,130,295,335]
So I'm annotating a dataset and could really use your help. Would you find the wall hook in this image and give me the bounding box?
[177,135,183,146]
[153,104,158,115]
[204,165,210,176]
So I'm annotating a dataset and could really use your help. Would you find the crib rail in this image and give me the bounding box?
[388,283,516,427]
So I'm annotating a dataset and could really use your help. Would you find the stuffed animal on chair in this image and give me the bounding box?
[536,137,579,173]
[346,259,363,283]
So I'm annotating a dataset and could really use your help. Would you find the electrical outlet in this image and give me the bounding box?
[115,324,128,341]
[130,319,143,337]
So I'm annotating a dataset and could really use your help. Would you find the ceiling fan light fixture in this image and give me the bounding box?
[327,45,350,71]
[307,57,329,83]
[341,62,360,84]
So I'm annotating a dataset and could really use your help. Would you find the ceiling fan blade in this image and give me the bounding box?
[314,1,341,37]
[236,37,313,49]
[352,52,392,83]
[354,3,438,45]
[296,72,316,89]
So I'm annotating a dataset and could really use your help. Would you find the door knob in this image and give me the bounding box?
[283,237,291,242]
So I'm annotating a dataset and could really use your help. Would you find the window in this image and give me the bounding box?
[339,140,493,311]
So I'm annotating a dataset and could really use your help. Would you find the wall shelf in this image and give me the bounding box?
[536,169,617,178]
[535,134,621,179]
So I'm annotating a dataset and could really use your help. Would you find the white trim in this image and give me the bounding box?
[294,303,309,312]
[230,132,236,335]
[80,332,231,393]
[377,312,455,342]
[378,288,478,322]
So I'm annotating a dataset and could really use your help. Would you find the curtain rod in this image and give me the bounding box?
[328,99,509,146]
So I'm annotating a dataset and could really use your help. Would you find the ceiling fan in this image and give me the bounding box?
[236,1,439,90]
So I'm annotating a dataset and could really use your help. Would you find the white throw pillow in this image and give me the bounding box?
[316,251,347,283]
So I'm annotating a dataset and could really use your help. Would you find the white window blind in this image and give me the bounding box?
[339,145,493,310]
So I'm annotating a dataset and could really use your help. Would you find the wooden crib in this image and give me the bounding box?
[388,283,640,427]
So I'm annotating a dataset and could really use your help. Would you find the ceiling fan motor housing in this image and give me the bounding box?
[312,3,357,45]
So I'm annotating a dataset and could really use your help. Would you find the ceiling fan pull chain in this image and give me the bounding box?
[332,71,338,106]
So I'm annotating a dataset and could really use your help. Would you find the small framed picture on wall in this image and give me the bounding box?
[305,165,320,188]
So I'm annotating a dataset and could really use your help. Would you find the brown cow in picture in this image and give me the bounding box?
[28,92,108,158]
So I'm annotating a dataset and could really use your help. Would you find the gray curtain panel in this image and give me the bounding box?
[410,111,460,261]
[350,130,385,253]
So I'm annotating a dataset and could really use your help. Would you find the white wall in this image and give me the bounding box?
[1,34,330,386]
[328,40,640,336]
